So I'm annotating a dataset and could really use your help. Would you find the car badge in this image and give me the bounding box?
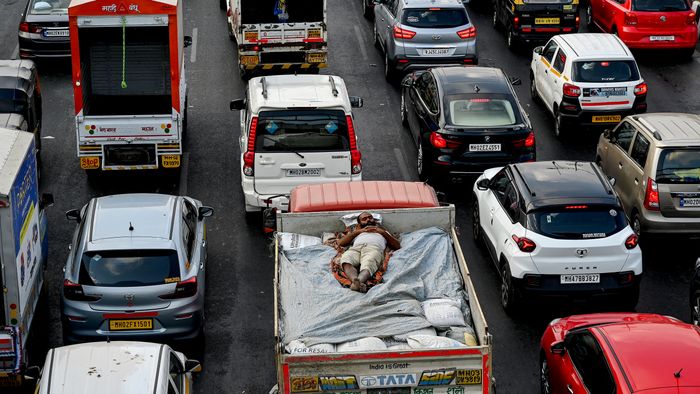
[124,294,135,307]
[660,15,667,22]
[484,136,491,142]
[576,249,589,258]
[299,162,307,167]
[432,34,442,40]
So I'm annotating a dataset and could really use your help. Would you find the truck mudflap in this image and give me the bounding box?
[0,327,23,387]
[280,348,491,394]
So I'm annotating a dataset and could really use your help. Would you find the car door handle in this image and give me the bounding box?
[618,162,623,169]
[544,69,548,74]
[634,178,639,185]
[259,159,275,165]
[567,385,574,394]
[202,240,207,248]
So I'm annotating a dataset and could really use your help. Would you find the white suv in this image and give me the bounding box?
[530,33,648,138]
[230,75,363,215]
[472,161,642,313]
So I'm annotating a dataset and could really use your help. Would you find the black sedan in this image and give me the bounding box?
[691,257,700,325]
[400,66,535,183]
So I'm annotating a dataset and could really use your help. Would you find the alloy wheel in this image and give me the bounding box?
[472,201,481,242]
[400,92,407,124]
[501,266,511,308]
[417,143,424,176]
[540,358,552,394]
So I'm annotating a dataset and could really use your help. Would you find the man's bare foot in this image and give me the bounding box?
[358,283,368,293]
[350,279,361,291]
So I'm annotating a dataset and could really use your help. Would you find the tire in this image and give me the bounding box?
[507,27,516,51]
[400,90,409,127]
[586,5,594,29]
[500,263,521,314]
[417,141,430,181]
[631,212,642,239]
[492,9,502,31]
[384,52,397,82]
[691,287,700,325]
[472,199,484,247]
[219,0,226,10]
[540,354,552,394]
[530,73,538,101]
[553,107,567,139]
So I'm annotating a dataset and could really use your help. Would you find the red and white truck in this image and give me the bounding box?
[68,0,188,176]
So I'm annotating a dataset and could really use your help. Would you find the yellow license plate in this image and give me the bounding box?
[80,156,100,170]
[161,154,181,168]
[307,29,321,38]
[592,115,621,123]
[307,53,326,63]
[0,374,22,387]
[240,55,259,66]
[244,31,258,41]
[456,369,482,385]
[535,17,560,24]
[109,319,153,331]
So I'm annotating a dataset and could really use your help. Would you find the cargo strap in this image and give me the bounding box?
[121,16,127,89]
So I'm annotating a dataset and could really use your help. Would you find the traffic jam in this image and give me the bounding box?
[1,0,700,392]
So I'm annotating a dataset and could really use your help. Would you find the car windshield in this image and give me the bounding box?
[572,61,640,83]
[633,0,689,11]
[79,250,181,287]
[656,149,700,184]
[401,8,468,28]
[528,207,627,239]
[255,109,350,152]
[29,0,70,14]
[446,95,520,127]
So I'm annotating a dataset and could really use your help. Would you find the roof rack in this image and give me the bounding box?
[328,76,338,97]
[512,164,535,197]
[637,117,662,140]
[260,77,268,99]
[591,162,614,195]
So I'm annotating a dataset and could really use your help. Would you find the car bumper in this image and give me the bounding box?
[619,27,697,49]
[18,36,70,58]
[513,273,642,298]
[425,150,536,177]
[559,100,647,127]
[241,174,363,211]
[638,209,700,235]
[393,55,479,72]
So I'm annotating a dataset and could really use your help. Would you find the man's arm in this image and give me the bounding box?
[374,227,401,250]
[337,227,364,247]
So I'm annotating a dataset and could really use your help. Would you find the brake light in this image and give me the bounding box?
[457,27,476,39]
[624,234,638,249]
[159,276,198,299]
[512,235,536,253]
[346,115,362,174]
[563,83,581,97]
[63,279,101,302]
[513,17,520,28]
[513,131,535,148]
[19,22,42,33]
[634,82,647,96]
[643,177,659,211]
[430,131,447,148]
[688,12,696,25]
[393,26,416,40]
[624,12,638,25]
[470,98,491,103]
[243,117,257,176]
[565,205,588,209]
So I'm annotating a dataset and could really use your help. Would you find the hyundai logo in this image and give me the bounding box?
[660,15,667,22]
[432,34,441,40]
[576,249,589,258]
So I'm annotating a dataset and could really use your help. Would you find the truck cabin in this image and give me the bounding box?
[240,0,324,24]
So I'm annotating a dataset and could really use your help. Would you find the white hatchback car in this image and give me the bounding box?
[230,75,363,216]
[530,33,648,138]
[472,161,642,314]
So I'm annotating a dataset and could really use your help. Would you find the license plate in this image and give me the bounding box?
[307,53,326,63]
[456,369,482,385]
[240,55,259,66]
[161,154,180,168]
[420,48,452,56]
[109,319,153,331]
[0,374,22,387]
[592,115,621,123]
[80,156,100,169]
[307,29,321,38]
[650,35,674,41]
[286,168,320,177]
[43,29,69,37]
[587,87,627,97]
[535,17,560,24]
[244,31,258,41]
[561,274,600,284]
[469,143,501,152]
[681,197,700,207]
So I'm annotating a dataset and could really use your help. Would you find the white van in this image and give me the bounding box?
[230,75,364,215]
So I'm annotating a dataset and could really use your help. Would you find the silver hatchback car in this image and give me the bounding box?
[373,0,477,81]
[61,194,213,344]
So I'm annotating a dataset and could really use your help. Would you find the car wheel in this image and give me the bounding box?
[501,263,521,314]
[691,288,700,325]
[417,142,430,181]
[363,0,373,19]
[530,73,538,101]
[507,27,516,51]
[400,91,408,127]
[631,213,642,239]
[472,199,484,247]
[374,23,381,49]
[540,355,552,394]
[586,5,594,28]
[219,0,226,10]
[492,9,502,31]
[384,52,397,82]
[554,107,566,139]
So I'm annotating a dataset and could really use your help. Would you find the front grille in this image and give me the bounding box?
[104,144,156,166]
[260,51,306,64]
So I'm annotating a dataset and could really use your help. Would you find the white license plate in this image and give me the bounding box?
[650,35,674,41]
[469,143,501,152]
[421,48,452,56]
[43,29,69,37]
[561,274,600,284]
[681,197,700,207]
[286,168,320,177]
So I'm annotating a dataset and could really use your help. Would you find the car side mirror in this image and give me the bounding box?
[184,36,193,48]
[510,77,522,86]
[198,206,214,220]
[24,365,41,380]
[349,96,364,108]
[603,128,612,139]
[550,341,566,355]
[476,178,490,191]
[66,209,81,223]
[185,359,202,373]
[40,193,54,209]
[534,46,543,55]
[230,99,246,111]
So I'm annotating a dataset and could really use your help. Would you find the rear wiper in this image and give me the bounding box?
[263,136,305,158]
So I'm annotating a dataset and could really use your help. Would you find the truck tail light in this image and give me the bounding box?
[243,117,258,177]
[688,12,696,25]
[63,279,101,302]
[624,12,638,25]
[513,17,520,28]
[634,82,647,96]
[512,235,536,253]
[457,27,476,39]
[643,177,659,211]
[624,234,638,250]
[346,115,362,174]
[393,26,416,39]
[563,83,581,97]
[159,277,198,299]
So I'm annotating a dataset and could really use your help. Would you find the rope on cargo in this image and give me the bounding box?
[121,16,127,89]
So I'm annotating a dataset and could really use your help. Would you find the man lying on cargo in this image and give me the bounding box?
[337,212,401,293]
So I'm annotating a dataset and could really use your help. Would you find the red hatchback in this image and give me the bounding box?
[540,313,700,393]
[586,0,697,58]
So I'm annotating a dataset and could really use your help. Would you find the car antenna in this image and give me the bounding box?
[129,222,134,232]
[674,368,683,378]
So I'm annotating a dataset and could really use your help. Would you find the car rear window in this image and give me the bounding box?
[633,0,688,11]
[529,207,627,239]
[572,61,640,83]
[401,8,469,28]
[79,250,180,287]
[656,149,700,184]
[255,109,350,152]
[29,0,70,14]
[446,95,520,127]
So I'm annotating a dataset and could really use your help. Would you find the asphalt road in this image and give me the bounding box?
[1,0,699,392]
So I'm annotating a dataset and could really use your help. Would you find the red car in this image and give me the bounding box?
[540,313,700,393]
[585,0,697,58]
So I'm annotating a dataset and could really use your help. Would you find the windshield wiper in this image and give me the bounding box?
[263,136,305,158]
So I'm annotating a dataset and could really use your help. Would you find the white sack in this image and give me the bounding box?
[393,327,437,341]
[407,334,467,349]
[421,298,466,328]
[279,233,322,250]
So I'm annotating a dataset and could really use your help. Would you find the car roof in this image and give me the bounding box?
[44,342,165,394]
[90,194,177,242]
[402,0,464,8]
[247,74,350,112]
[594,320,700,392]
[433,66,511,96]
[555,33,633,60]
[512,161,617,211]
[630,113,700,147]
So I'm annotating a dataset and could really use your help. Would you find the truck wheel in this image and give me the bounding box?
[500,263,521,314]
[219,0,226,10]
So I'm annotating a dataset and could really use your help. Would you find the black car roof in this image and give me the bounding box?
[433,66,512,96]
[511,161,618,212]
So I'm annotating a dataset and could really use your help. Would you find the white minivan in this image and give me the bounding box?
[230,75,364,216]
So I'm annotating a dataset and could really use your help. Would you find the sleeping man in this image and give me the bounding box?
[337,212,401,293]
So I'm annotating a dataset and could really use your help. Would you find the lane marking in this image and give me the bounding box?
[11,44,19,60]
[353,25,369,62]
[393,148,412,181]
[190,28,198,63]
[178,152,189,195]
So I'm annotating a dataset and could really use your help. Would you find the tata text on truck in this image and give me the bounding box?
[0,128,52,387]
[68,0,188,176]
[226,0,327,77]
[273,181,493,393]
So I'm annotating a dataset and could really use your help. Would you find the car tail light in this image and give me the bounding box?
[457,27,476,39]
[624,234,638,250]
[430,131,447,148]
[563,83,581,97]
[512,235,536,253]
[159,276,198,299]
[565,205,588,209]
[346,115,362,174]
[513,131,535,148]
[243,116,258,176]
[19,22,42,33]
[643,177,659,211]
[618,271,635,284]
[525,274,542,287]
[513,16,520,28]
[393,25,416,40]
[63,279,101,302]
[687,12,696,25]
[634,82,647,96]
[624,12,638,25]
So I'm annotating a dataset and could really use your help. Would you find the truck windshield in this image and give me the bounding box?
[401,8,468,28]
[255,109,350,152]
[572,61,640,83]
[656,149,700,184]
[79,250,180,287]
[528,207,627,239]
[241,0,325,24]
[633,0,688,11]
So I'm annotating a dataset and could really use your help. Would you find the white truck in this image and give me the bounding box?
[272,181,493,394]
[0,127,52,388]
[225,0,328,77]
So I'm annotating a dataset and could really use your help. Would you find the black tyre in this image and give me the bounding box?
[553,107,567,139]
[417,141,430,181]
[500,263,521,314]
[400,90,409,127]
[631,213,642,239]
[492,9,502,31]
[472,199,484,247]
[507,27,517,51]
[384,52,397,82]
[373,23,381,50]
[530,73,538,101]
[219,0,226,10]
[540,354,552,394]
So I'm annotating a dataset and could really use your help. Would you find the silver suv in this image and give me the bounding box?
[373,0,477,81]
[596,113,700,240]
[61,194,214,344]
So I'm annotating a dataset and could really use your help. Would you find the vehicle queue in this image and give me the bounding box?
[1,0,700,392]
